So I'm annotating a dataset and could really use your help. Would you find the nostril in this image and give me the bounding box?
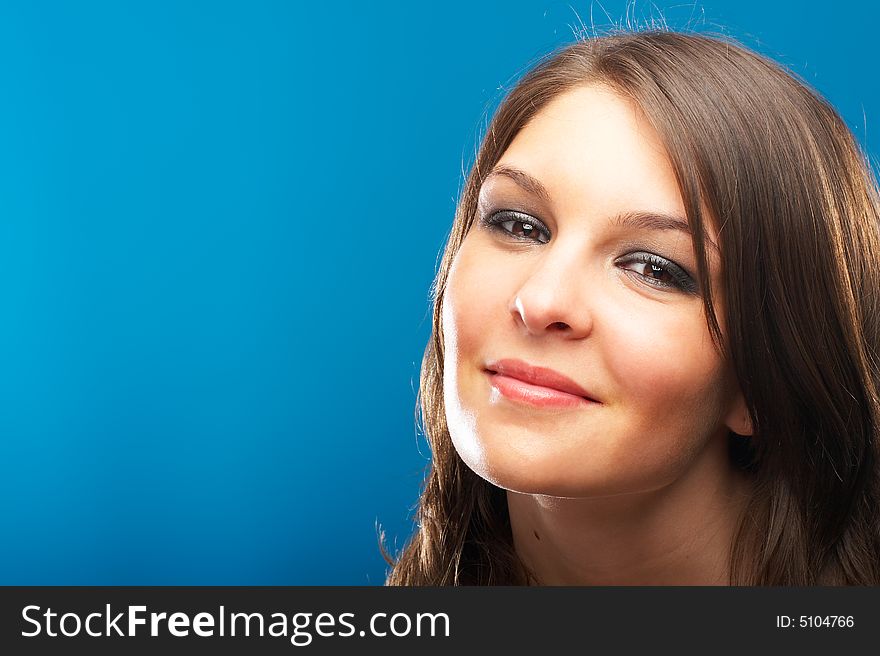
[550,321,569,330]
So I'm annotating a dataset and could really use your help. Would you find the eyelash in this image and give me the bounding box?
[479,210,699,295]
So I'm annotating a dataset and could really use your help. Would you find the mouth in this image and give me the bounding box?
[484,359,600,409]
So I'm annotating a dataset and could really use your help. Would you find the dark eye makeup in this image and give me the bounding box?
[480,210,552,244]
[478,209,700,295]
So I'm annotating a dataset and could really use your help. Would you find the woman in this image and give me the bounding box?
[383,30,880,585]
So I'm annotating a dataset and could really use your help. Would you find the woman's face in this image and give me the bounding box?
[442,84,748,497]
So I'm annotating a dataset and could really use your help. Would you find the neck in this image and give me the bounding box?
[507,439,753,586]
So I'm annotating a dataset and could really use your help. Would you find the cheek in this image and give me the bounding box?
[440,240,512,471]
[442,240,509,362]
[602,306,728,442]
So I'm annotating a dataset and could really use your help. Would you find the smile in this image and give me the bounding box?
[486,371,595,408]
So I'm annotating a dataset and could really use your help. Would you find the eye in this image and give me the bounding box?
[617,252,698,294]
[480,211,551,244]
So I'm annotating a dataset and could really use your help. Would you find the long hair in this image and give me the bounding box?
[383,30,880,585]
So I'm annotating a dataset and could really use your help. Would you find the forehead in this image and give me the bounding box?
[488,84,686,222]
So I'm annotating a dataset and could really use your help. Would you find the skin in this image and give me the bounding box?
[441,84,754,585]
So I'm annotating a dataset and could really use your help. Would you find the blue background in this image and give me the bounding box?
[0,1,876,584]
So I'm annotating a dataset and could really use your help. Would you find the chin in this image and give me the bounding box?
[455,448,600,497]
[456,441,672,499]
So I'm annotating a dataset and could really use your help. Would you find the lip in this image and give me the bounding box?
[484,358,599,409]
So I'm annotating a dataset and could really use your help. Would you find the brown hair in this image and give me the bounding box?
[382,30,880,585]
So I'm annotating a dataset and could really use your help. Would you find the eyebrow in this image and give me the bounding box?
[613,211,719,255]
[486,164,553,203]
[484,164,719,254]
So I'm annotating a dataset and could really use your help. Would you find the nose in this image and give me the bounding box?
[508,253,594,339]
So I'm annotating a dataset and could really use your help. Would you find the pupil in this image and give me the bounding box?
[650,263,664,280]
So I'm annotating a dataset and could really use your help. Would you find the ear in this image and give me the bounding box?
[723,387,753,437]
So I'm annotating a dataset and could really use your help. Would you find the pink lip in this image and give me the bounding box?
[484,358,599,409]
